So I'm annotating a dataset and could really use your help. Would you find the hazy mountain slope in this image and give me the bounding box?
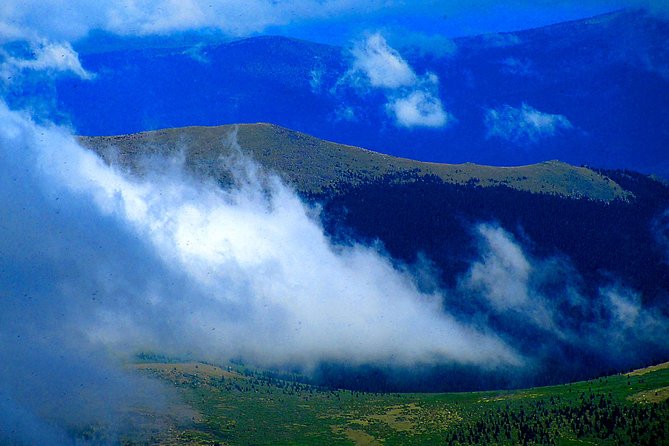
[319,169,669,301]
[48,10,669,176]
[55,36,345,135]
[81,124,669,387]
[435,10,669,174]
[80,123,629,201]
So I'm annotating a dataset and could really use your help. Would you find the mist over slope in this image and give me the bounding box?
[82,123,669,301]
[19,9,669,176]
[81,123,669,391]
[0,103,526,442]
[2,71,668,443]
[2,3,668,445]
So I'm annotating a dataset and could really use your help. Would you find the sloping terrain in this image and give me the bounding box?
[82,123,669,393]
[117,358,669,445]
[80,123,629,201]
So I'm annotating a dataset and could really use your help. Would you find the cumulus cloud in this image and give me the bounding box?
[484,103,573,145]
[0,103,518,442]
[350,33,416,89]
[346,33,451,129]
[387,90,448,128]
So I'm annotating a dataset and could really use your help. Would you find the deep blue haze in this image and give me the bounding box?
[38,10,669,176]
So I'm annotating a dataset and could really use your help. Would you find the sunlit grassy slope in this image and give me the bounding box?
[124,360,669,445]
[80,123,631,201]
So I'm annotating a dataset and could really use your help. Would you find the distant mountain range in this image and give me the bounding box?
[26,9,668,177]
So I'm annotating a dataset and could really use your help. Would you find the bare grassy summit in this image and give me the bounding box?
[81,123,632,201]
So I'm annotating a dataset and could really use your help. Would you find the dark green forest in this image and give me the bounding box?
[303,169,669,391]
[316,169,669,301]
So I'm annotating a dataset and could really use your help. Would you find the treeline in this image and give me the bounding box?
[302,170,669,390]
[313,170,669,303]
[444,392,669,445]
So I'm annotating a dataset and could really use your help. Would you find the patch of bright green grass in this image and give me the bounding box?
[123,361,669,445]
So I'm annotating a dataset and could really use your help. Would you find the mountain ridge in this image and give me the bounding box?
[80,122,632,202]
[48,9,669,177]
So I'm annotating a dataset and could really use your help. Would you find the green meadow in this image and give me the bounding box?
[119,360,669,445]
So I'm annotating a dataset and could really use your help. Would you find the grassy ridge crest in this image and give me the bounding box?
[80,123,631,201]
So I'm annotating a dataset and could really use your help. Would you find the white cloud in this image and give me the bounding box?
[0,101,529,440]
[1,41,91,79]
[0,101,523,437]
[460,223,669,357]
[309,66,324,92]
[0,0,388,43]
[351,33,416,89]
[595,286,669,350]
[606,288,641,328]
[2,101,667,440]
[182,43,210,64]
[466,224,531,311]
[387,90,448,128]
[484,103,573,145]
[333,105,358,122]
[346,33,451,129]
[462,224,558,332]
